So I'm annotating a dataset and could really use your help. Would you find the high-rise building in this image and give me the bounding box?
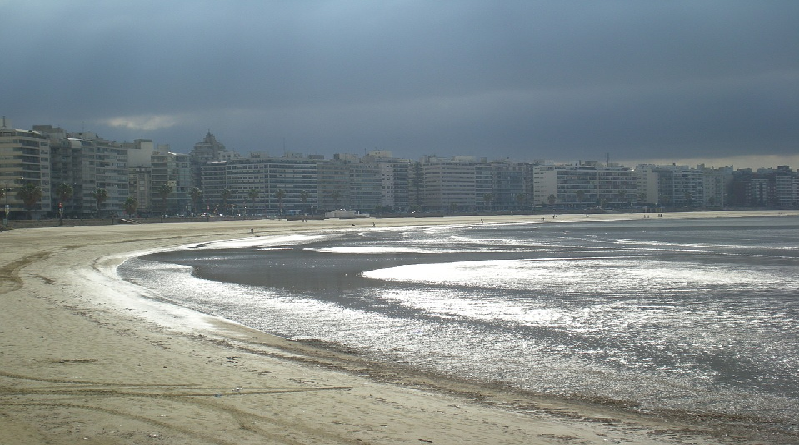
[1,120,51,220]
[42,127,128,217]
[189,131,233,191]
[124,139,154,168]
[532,162,638,209]
[201,153,319,215]
[419,156,481,211]
[151,148,192,215]
[128,166,151,215]
[489,159,529,211]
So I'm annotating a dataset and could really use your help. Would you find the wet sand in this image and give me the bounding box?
[1,211,797,444]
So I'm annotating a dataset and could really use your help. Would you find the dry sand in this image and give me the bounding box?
[1,211,797,444]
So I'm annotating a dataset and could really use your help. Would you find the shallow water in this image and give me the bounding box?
[119,216,799,432]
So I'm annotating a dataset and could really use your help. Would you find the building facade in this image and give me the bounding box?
[45,129,128,217]
[5,117,799,222]
[202,153,319,215]
[533,162,638,209]
[1,120,51,220]
[151,148,192,215]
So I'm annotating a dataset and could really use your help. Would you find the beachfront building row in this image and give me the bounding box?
[135,152,786,216]
[137,153,799,215]
[728,166,799,208]
[2,118,799,220]
[201,153,534,215]
[0,119,52,222]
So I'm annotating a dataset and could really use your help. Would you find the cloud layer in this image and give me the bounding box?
[2,0,798,166]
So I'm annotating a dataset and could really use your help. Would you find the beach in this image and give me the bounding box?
[1,211,797,444]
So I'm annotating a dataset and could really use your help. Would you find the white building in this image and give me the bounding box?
[419,156,482,211]
[533,162,638,208]
[1,118,52,220]
[44,127,128,217]
[634,165,660,205]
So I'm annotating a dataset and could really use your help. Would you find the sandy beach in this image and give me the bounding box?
[1,211,797,444]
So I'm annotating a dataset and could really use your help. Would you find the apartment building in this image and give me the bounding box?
[533,162,638,208]
[44,128,129,217]
[656,165,705,207]
[419,156,481,211]
[202,153,319,215]
[730,166,798,207]
[775,173,799,208]
[634,165,660,205]
[362,151,413,211]
[490,160,531,211]
[123,139,154,214]
[258,153,318,214]
[701,165,732,208]
[648,164,734,208]
[316,153,382,212]
[200,161,229,214]
[0,119,51,220]
[190,131,231,190]
[151,148,192,215]
[128,166,152,214]
[125,139,154,168]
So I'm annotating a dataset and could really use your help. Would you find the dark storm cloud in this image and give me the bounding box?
[2,0,798,165]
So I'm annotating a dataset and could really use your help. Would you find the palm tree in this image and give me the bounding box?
[92,188,108,218]
[547,194,557,207]
[330,189,342,210]
[157,183,172,215]
[190,187,203,215]
[300,189,309,214]
[220,189,232,215]
[55,183,73,216]
[482,193,494,212]
[124,197,138,217]
[616,190,627,207]
[275,189,286,215]
[56,185,70,222]
[247,189,259,217]
[575,190,585,207]
[515,193,527,211]
[17,182,42,220]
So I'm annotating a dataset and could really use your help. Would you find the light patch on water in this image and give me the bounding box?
[189,233,333,250]
[361,257,795,292]
[306,246,459,254]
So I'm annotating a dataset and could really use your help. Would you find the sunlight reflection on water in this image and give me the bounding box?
[119,216,799,429]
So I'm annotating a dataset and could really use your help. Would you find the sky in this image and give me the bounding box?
[2,0,798,168]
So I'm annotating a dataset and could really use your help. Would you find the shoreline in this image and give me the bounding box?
[2,211,798,444]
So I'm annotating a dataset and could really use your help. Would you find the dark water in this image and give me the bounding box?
[119,216,799,431]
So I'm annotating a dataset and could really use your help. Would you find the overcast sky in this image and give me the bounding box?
[2,0,798,167]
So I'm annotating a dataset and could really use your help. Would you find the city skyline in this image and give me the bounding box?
[2,116,798,172]
[2,122,797,222]
[3,0,798,169]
